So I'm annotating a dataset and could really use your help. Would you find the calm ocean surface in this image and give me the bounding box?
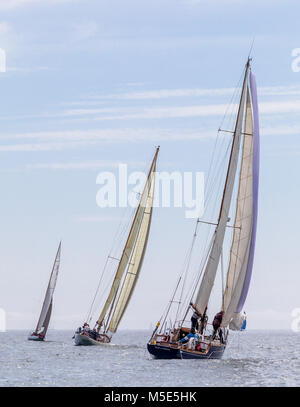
[0,330,299,387]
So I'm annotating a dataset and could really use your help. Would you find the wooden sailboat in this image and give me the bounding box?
[148,58,259,359]
[74,148,159,345]
[28,242,61,341]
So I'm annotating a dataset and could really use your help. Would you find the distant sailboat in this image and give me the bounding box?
[148,58,259,359]
[28,242,61,341]
[74,148,159,345]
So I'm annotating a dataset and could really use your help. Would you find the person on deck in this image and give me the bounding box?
[82,323,90,334]
[189,302,202,332]
[178,328,197,344]
[212,311,224,342]
[199,307,208,334]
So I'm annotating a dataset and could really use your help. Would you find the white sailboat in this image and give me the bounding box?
[148,58,259,359]
[75,148,159,345]
[28,242,61,341]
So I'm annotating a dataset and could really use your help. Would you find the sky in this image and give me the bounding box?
[0,0,299,332]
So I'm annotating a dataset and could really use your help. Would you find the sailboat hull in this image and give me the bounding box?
[74,333,111,346]
[147,343,225,359]
[28,335,44,341]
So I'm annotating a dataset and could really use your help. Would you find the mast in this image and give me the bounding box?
[96,148,159,332]
[34,242,61,334]
[193,60,251,316]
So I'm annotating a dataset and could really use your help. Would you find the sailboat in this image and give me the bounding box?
[74,147,159,345]
[28,242,61,341]
[147,58,259,359]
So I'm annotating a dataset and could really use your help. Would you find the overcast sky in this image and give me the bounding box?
[0,0,299,332]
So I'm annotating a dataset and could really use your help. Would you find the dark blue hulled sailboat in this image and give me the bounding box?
[148,58,259,359]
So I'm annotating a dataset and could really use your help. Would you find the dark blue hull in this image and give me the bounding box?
[147,343,225,359]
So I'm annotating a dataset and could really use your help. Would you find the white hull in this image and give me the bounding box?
[74,333,110,346]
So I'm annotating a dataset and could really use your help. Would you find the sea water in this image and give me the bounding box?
[0,330,299,387]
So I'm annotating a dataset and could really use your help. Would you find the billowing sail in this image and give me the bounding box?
[108,158,156,333]
[35,242,61,335]
[221,72,259,328]
[194,63,250,316]
[97,148,159,331]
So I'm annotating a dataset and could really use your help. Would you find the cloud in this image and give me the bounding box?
[26,160,144,170]
[0,120,299,154]
[73,21,98,41]
[60,100,300,121]
[75,216,126,223]
[0,128,215,153]
[84,84,300,101]
[0,0,78,10]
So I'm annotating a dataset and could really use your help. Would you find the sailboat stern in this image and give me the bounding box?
[74,332,111,346]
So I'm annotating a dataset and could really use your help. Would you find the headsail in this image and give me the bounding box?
[34,242,61,336]
[221,71,259,328]
[97,148,159,333]
[194,61,250,316]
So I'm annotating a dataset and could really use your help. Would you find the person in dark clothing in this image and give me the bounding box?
[199,306,208,334]
[190,302,202,332]
[212,311,224,342]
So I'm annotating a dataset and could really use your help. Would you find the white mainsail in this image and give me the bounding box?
[35,242,61,335]
[194,62,250,316]
[97,148,159,332]
[221,72,259,328]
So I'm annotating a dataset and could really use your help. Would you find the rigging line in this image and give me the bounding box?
[174,132,232,321]
[248,37,255,60]
[204,72,243,202]
[159,275,182,334]
[174,219,200,323]
[86,207,136,323]
[180,233,215,328]
[85,255,110,323]
[204,135,233,208]
[218,71,244,137]
[178,154,227,318]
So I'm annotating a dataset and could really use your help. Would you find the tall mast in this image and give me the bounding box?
[193,60,251,316]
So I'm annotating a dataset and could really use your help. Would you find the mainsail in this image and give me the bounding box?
[97,148,159,333]
[221,71,259,328]
[194,61,251,316]
[34,242,61,336]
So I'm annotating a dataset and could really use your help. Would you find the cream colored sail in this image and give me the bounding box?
[108,160,156,333]
[194,64,249,316]
[97,148,158,330]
